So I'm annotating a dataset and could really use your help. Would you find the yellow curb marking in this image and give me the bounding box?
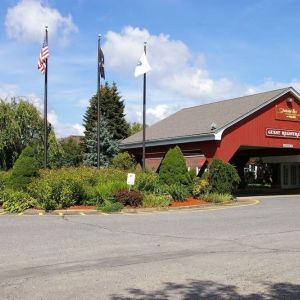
[0,200,260,217]
[79,212,85,215]
[18,212,24,216]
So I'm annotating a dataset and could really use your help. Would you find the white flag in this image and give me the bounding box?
[134,52,151,77]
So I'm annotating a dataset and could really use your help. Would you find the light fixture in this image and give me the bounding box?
[287,97,294,104]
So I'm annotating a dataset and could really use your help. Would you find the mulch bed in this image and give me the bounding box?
[68,199,209,210]
[67,205,97,210]
[10,199,208,212]
[169,197,209,207]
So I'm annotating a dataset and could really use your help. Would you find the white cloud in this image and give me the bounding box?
[48,110,58,126]
[104,26,235,100]
[0,84,82,138]
[5,0,78,46]
[0,83,19,100]
[103,26,239,124]
[147,104,170,121]
[72,123,85,136]
[125,103,178,125]
[26,93,44,112]
[0,87,44,114]
[48,110,84,137]
[104,26,300,126]
[245,78,300,95]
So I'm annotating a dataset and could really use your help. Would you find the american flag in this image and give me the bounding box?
[37,36,49,74]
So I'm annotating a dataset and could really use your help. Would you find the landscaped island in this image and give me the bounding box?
[0,145,240,213]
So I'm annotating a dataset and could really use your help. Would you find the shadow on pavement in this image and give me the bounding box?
[111,280,300,299]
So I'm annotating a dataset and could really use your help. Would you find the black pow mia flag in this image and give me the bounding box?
[99,47,105,79]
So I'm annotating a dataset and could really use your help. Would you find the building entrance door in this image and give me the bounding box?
[281,163,300,188]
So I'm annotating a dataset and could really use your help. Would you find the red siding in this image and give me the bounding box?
[128,92,300,164]
[214,92,300,161]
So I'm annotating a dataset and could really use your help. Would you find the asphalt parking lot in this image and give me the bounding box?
[0,196,299,299]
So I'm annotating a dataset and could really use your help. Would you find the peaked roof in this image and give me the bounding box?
[121,87,298,149]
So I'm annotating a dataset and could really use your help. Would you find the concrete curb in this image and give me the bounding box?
[0,198,259,216]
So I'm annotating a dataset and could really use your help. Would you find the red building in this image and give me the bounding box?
[121,87,300,188]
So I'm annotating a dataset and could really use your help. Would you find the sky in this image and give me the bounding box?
[1,0,300,137]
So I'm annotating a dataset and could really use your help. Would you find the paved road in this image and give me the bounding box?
[0,196,299,299]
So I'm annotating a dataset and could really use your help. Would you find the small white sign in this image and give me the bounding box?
[283,144,294,148]
[127,173,136,186]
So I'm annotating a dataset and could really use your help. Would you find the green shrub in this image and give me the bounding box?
[192,178,210,198]
[113,189,143,207]
[27,167,128,210]
[28,167,126,210]
[8,146,41,190]
[152,183,189,201]
[159,146,191,186]
[135,171,159,192]
[202,193,233,203]
[168,184,189,201]
[97,181,128,201]
[135,163,143,172]
[82,185,102,205]
[98,200,124,213]
[142,193,170,208]
[111,152,136,170]
[0,171,10,192]
[152,184,171,195]
[28,169,85,210]
[188,168,197,181]
[60,137,82,167]
[1,190,36,213]
[208,159,240,194]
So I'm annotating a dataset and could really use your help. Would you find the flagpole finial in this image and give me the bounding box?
[45,25,48,30]
[98,34,101,39]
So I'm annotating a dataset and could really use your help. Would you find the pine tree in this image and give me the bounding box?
[159,146,191,186]
[82,82,129,153]
[8,145,41,190]
[83,118,119,167]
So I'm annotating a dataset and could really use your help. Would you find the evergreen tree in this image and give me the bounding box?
[8,145,41,190]
[32,129,64,169]
[83,118,119,167]
[208,159,240,194]
[82,82,129,153]
[61,137,83,167]
[159,146,191,186]
[128,122,148,136]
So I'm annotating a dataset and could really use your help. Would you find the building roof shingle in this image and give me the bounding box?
[122,87,293,147]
